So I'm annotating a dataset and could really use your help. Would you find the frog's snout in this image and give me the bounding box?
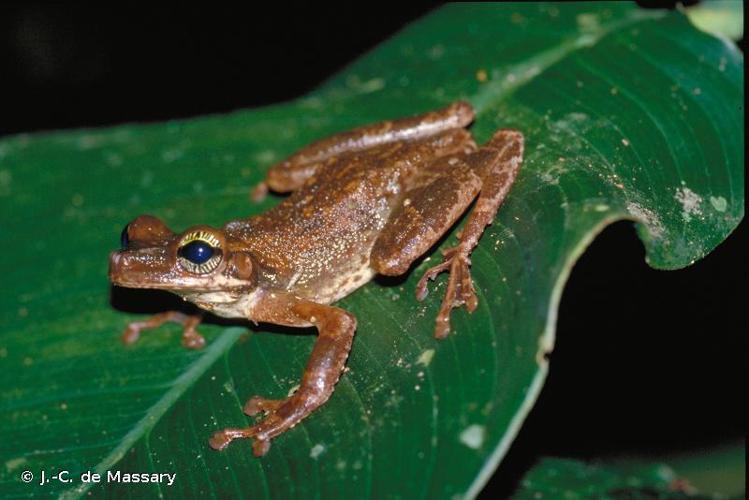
[109,250,132,285]
[108,251,122,277]
[109,247,171,288]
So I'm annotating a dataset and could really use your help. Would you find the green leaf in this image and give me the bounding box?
[654,442,746,497]
[513,457,702,499]
[513,443,746,499]
[0,3,743,498]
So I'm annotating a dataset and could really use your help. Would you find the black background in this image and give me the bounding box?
[1,3,745,496]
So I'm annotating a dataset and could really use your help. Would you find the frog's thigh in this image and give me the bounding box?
[371,160,482,276]
[265,101,474,193]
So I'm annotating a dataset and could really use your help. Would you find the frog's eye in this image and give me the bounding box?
[177,232,222,274]
[120,224,130,249]
[179,240,214,263]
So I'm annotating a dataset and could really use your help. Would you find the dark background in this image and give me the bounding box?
[1,2,744,495]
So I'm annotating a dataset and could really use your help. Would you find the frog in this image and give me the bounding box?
[109,101,524,456]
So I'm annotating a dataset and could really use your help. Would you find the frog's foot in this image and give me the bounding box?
[210,392,316,457]
[416,246,478,339]
[181,327,206,350]
[121,311,205,349]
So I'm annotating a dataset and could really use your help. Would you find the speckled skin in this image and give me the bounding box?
[109,101,524,456]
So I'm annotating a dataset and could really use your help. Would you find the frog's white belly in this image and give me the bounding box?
[318,264,375,304]
[288,253,375,305]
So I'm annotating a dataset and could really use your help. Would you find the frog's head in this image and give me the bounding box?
[109,215,257,293]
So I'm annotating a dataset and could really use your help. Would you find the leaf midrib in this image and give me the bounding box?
[60,328,246,499]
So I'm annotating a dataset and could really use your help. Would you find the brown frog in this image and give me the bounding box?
[109,101,524,456]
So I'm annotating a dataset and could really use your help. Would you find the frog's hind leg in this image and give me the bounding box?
[254,101,475,199]
[370,157,484,276]
[371,129,524,338]
[417,130,524,338]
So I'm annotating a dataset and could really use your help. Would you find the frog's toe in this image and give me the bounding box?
[121,325,141,345]
[181,329,206,349]
[455,258,478,312]
[209,427,256,451]
[415,259,451,301]
[243,396,284,416]
[252,438,271,456]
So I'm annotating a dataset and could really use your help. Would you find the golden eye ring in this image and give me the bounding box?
[180,231,221,248]
[177,231,222,274]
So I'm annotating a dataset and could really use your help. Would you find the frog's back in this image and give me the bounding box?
[225,132,473,302]
[226,147,407,303]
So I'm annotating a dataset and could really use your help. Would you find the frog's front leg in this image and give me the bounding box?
[371,129,524,338]
[122,311,205,349]
[253,101,474,199]
[209,291,356,456]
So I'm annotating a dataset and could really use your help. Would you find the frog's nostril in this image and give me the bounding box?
[120,224,130,249]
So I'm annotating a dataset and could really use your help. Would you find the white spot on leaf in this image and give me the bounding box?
[674,187,703,222]
[309,443,325,459]
[161,148,184,163]
[4,457,27,473]
[459,424,486,449]
[626,202,665,239]
[709,196,728,212]
[416,349,435,367]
